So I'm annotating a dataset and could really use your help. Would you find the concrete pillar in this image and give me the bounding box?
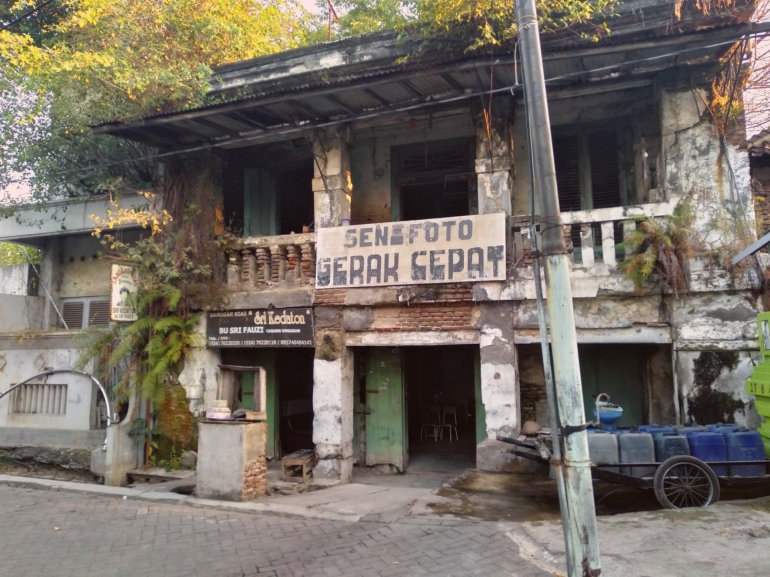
[475,99,513,216]
[476,303,526,472]
[312,331,354,483]
[312,127,352,228]
[178,316,221,417]
[38,238,60,329]
[92,392,143,486]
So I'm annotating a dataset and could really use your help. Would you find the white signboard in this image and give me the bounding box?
[316,213,506,288]
[110,264,139,322]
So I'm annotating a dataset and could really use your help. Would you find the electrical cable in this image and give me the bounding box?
[4,29,770,185]
[1,0,57,32]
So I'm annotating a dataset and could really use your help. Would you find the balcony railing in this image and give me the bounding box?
[511,201,676,271]
[224,232,316,289]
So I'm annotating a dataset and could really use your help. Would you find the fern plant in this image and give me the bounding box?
[620,202,695,297]
[76,234,216,407]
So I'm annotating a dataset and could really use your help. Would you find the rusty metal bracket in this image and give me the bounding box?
[561,423,589,437]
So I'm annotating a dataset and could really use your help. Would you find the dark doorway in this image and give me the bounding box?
[404,345,477,473]
[276,348,314,454]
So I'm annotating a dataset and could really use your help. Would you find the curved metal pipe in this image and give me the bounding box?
[0,369,116,448]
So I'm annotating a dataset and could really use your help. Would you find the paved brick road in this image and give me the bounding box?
[0,485,550,577]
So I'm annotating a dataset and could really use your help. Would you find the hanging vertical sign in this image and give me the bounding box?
[110,264,139,322]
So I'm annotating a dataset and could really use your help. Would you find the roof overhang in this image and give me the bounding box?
[93,1,766,150]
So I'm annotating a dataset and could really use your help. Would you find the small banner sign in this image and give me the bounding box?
[206,308,315,348]
[110,264,139,322]
[315,213,506,288]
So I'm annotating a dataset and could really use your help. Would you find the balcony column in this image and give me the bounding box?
[226,250,242,288]
[475,99,513,216]
[312,127,352,228]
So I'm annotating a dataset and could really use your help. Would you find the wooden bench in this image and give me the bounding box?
[281,449,315,483]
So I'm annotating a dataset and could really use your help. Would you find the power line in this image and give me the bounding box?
[1,0,58,32]
[4,30,769,186]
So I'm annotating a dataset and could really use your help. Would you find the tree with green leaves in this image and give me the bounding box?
[1,0,310,202]
[328,0,618,47]
[0,241,40,266]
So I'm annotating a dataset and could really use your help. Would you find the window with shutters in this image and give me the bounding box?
[243,163,314,237]
[552,126,634,213]
[392,139,476,221]
[9,384,67,415]
[59,297,111,329]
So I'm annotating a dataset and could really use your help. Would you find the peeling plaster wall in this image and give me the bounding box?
[312,335,354,482]
[478,304,518,439]
[672,292,760,347]
[661,89,755,248]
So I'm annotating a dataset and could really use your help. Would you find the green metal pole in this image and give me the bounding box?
[514,0,602,574]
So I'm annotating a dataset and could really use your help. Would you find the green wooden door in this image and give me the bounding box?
[365,348,406,471]
[580,344,645,427]
[473,347,487,444]
[244,168,278,237]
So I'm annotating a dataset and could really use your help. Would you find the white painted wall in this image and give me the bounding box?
[0,344,95,431]
[0,295,45,332]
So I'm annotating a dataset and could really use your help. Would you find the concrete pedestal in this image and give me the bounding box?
[197,420,268,501]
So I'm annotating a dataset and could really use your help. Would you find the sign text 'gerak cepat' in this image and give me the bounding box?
[315,213,506,288]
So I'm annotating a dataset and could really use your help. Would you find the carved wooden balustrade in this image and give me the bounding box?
[223,232,316,290]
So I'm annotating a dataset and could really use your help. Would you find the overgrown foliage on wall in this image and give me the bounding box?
[621,202,696,296]
[76,154,224,465]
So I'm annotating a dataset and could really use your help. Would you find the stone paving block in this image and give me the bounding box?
[0,485,553,577]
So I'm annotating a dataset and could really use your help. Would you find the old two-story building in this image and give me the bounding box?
[2,0,768,484]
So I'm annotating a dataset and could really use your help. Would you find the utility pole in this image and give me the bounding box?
[513,0,602,575]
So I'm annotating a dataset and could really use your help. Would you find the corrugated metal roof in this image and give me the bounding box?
[92,6,766,148]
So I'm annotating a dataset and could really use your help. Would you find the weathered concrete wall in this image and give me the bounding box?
[661,88,755,248]
[0,295,45,332]
[0,264,29,295]
[475,100,513,216]
[197,421,268,501]
[676,350,761,427]
[0,338,95,432]
[178,317,221,416]
[58,235,111,298]
[478,303,518,439]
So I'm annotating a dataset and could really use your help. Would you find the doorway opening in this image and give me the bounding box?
[518,343,675,428]
[405,346,478,473]
[358,345,481,476]
[221,347,315,460]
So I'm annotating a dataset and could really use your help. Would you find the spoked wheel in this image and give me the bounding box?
[653,456,720,510]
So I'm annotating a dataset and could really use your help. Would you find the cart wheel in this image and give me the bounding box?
[653,455,720,510]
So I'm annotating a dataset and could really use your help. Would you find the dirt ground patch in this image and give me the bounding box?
[0,455,101,484]
[428,469,770,522]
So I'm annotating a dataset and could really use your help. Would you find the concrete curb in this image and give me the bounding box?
[0,474,362,523]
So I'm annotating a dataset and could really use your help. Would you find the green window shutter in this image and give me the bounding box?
[244,168,278,236]
[241,371,255,411]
